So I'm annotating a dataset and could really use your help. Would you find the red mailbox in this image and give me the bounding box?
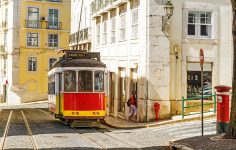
[215,85,231,134]
[154,102,160,121]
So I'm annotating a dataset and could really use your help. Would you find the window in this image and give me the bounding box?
[48,9,59,29]
[188,11,212,38]
[110,17,116,43]
[28,57,37,71]
[96,24,101,45]
[48,58,57,69]
[27,7,39,28]
[48,75,55,95]
[131,0,139,39]
[119,4,127,41]
[4,32,7,46]
[27,33,38,46]
[48,34,58,47]
[64,71,76,92]
[5,8,8,26]
[78,71,92,92]
[94,71,104,92]
[102,21,107,44]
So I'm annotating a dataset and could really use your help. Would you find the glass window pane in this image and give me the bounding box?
[78,71,92,91]
[94,71,104,92]
[188,24,195,35]
[200,25,209,36]
[64,71,76,92]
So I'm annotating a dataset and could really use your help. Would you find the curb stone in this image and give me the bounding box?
[169,141,194,150]
[105,114,216,129]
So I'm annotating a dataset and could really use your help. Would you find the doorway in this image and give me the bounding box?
[109,72,115,114]
[118,68,126,115]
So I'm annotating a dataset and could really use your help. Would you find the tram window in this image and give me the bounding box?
[78,71,92,92]
[94,71,104,92]
[48,75,55,94]
[64,71,76,92]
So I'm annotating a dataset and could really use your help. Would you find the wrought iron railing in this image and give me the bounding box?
[69,28,90,44]
[0,45,7,53]
[46,22,62,30]
[91,0,118,14]
[2,21,8,28]
[25,20,41,29]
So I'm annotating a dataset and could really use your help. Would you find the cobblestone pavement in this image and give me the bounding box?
[0,106,216,150]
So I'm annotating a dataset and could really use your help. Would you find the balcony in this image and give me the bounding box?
[31,0,62,2]
[2,21,8,29]
[91,0,128,17]
[25,20,41,29]
[69,28,91,46]
[0,45,7,55]
[46,22,62,30]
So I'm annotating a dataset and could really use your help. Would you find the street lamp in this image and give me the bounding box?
[162,0,174,31]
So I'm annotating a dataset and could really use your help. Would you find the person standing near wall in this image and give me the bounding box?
[128,91,137,120]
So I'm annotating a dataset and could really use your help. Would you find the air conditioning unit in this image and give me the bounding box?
[41,17,48,21]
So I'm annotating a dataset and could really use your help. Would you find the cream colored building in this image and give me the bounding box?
[72,0,232,122]
[0,0,71,104]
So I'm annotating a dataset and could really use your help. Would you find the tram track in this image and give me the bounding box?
[39,109,105,149]
[21,110,38,150]
[0,110,38,150]
[0,110,12,150]
[39,108,140,149]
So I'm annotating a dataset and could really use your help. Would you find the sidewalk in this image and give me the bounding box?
[169,134,236,150]
[104,112,216,129]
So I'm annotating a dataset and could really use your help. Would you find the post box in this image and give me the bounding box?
[215,85,231,134]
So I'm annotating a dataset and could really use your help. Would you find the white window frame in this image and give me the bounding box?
[48,58,57,69]
[28,57,37,72]
[110,17,116,44]
[96,23,101,46]
[187,11,212,39]
[102,21,107,45]
[48,34,58,47]
[27,33,39,47]
[119,13,126,41]
[131,8,138,39]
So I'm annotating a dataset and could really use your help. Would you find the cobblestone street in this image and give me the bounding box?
[0,104,216,150]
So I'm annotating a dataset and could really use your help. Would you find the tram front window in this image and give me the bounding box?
[94,71,104,92]
[64,70,76,92]
[78,71,92,92]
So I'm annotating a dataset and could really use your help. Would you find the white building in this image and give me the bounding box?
[72,0,232,122]
[69,0,93,51]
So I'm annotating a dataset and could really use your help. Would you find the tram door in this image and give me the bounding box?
[109,72,115,114]
[58,73,62,113]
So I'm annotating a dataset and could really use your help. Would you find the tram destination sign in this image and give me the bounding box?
[64,51,101,61]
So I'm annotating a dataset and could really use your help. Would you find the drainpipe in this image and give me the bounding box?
[174,45,179,115]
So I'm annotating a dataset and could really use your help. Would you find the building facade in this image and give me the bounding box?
[69,0,92,51]
[71,0,232,122]
[0,0,71,104]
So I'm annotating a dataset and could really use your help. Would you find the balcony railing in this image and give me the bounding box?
[46,22,62,30]
[91,0,118,14]
[0,45,7,53]
[31,0,62,2]
[46,0,62,2]
[25,20,41,29]
[2,21,8,28]
[69,28,91,45]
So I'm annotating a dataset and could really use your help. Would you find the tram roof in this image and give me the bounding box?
[52,58,106,69]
